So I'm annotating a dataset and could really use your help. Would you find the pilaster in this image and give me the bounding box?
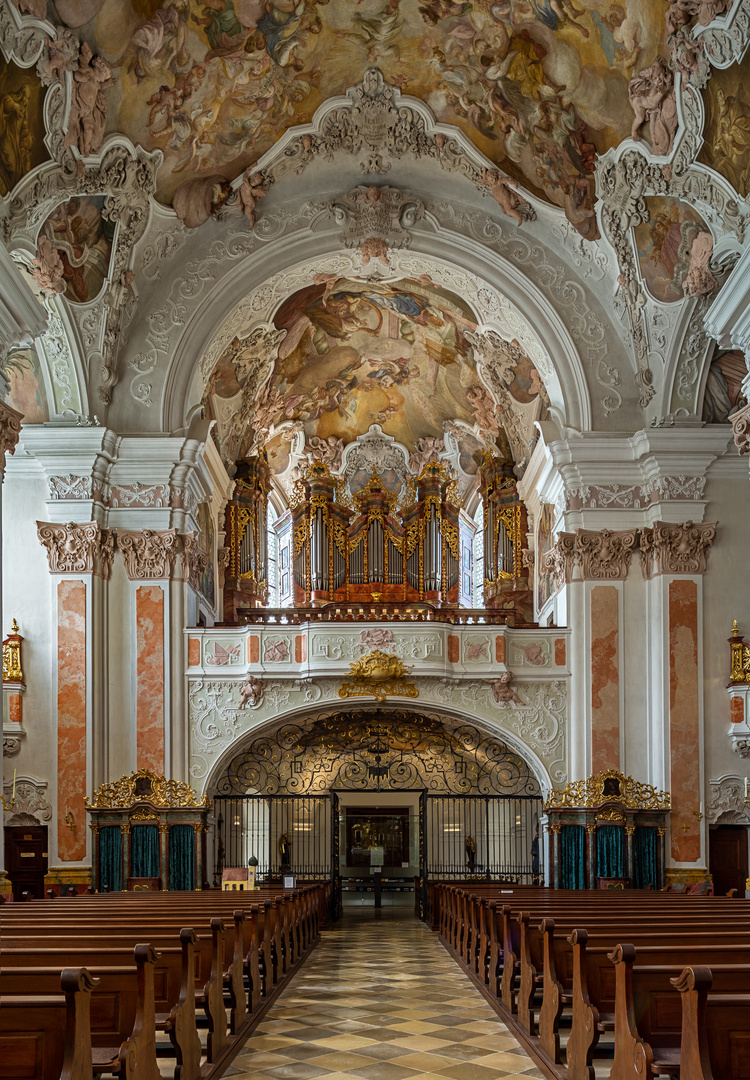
[36,520,115,871]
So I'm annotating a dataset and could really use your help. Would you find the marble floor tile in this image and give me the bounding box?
[230,906,542,1080]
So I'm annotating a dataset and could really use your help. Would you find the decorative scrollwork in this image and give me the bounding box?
[215,709,541,797]
[339,650,417,702]
[545,769,670,810]
[86,769,210,809]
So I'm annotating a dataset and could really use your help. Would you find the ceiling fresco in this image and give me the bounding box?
[633,196,711,305]
[0,57,49,195]
[204,275,545,477]
[698,55,750,199]
[44,0,669,237]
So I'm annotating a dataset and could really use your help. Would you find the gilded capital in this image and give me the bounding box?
[118,528,180,580]
[36,521,116,578]
[0,399,24,476]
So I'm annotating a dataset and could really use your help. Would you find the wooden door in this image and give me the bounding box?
[709,825,748,896]
[4,825,48,900]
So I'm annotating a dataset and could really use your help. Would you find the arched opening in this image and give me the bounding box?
[209,706,544,909]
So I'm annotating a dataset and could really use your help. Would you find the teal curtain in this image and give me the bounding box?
[597,825,625,878]
[131,824,159,878]
[634,826,658,889]
[560,824,585,889]
[99,826,122,891]
[168,825,196,891]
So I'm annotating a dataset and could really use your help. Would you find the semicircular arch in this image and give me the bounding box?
[162,223,593,439]
[200,699,553,801]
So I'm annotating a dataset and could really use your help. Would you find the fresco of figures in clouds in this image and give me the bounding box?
[57,0,671,239]
[204,275,547,468]
[633,197,711,305]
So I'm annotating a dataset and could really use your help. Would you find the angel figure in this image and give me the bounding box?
[488,671,523,705]
[239,674,264,708]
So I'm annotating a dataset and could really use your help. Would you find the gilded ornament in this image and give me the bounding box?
[3,619,24,684]
[544,769,670,811]
[86,769,210,810]
[729,622,750,685]
[597,808,625,823]
[339,650,418,702]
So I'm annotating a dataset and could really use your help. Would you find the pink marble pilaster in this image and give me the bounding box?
[248,635,259,664]
[136,585,165,774]
[57,580,87,861]
[590,585,620,773]
[669,579,701,862]
[731,696,744,724]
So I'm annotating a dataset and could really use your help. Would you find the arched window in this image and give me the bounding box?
[473,502,484,608]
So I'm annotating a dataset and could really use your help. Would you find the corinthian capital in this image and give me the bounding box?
[118,528,180,580]
[541,532,575,590]
[180,532,209,592]
[640,520,717,578]
[36,521,115,578]
[575,528,638,581]
[731,401,750,457]
[0,399,24,475]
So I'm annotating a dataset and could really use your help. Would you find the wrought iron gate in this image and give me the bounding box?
[213,794,335,886]
[420,794,543,882]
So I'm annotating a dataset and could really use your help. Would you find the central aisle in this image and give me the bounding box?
[228,905,544,1080]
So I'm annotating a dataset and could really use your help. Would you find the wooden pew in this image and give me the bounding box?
[0,967,98,1080]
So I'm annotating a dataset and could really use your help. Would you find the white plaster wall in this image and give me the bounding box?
[107,558,134,775]
[702,462,750,792]
[2,468,57,853]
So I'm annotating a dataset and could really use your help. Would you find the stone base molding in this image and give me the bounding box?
[36,521,116,578]
[543,521,717,587]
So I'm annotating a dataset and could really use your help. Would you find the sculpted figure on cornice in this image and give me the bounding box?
[36,520,115,577]
[628,58,678,157]
[214,324,286,464]
[118,528,179,580]
[640,520,717,577]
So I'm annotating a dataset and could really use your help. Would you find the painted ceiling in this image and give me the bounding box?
[204,275,547,482]
[32,0,672,237]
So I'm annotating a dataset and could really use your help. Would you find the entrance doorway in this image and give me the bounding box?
[709,825,748,896]
[337,791,419,909]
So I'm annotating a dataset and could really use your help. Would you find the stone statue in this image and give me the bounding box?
[683,231,718,297]
[479,169,535,225]
[465,835,476,872]
[63,42,114,157]
[238,167,266,227]
[32,235,65,294]
[628,58,678,157]
[279,833,291,867]
[488,671,523,705]
[238,674,264,709]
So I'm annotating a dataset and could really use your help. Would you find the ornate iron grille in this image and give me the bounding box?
[213,794,332,885]
[423,794,543,884]
[214,708,542,796]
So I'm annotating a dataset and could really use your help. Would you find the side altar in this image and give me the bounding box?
[86,770,210,892]
[545,770,670,890]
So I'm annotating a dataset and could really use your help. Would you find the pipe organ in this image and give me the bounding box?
[223,456,270,621]
[288,461,475,607]
[480,454,531,616]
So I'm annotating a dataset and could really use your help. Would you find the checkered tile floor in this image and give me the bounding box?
[226,904,544,1080]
